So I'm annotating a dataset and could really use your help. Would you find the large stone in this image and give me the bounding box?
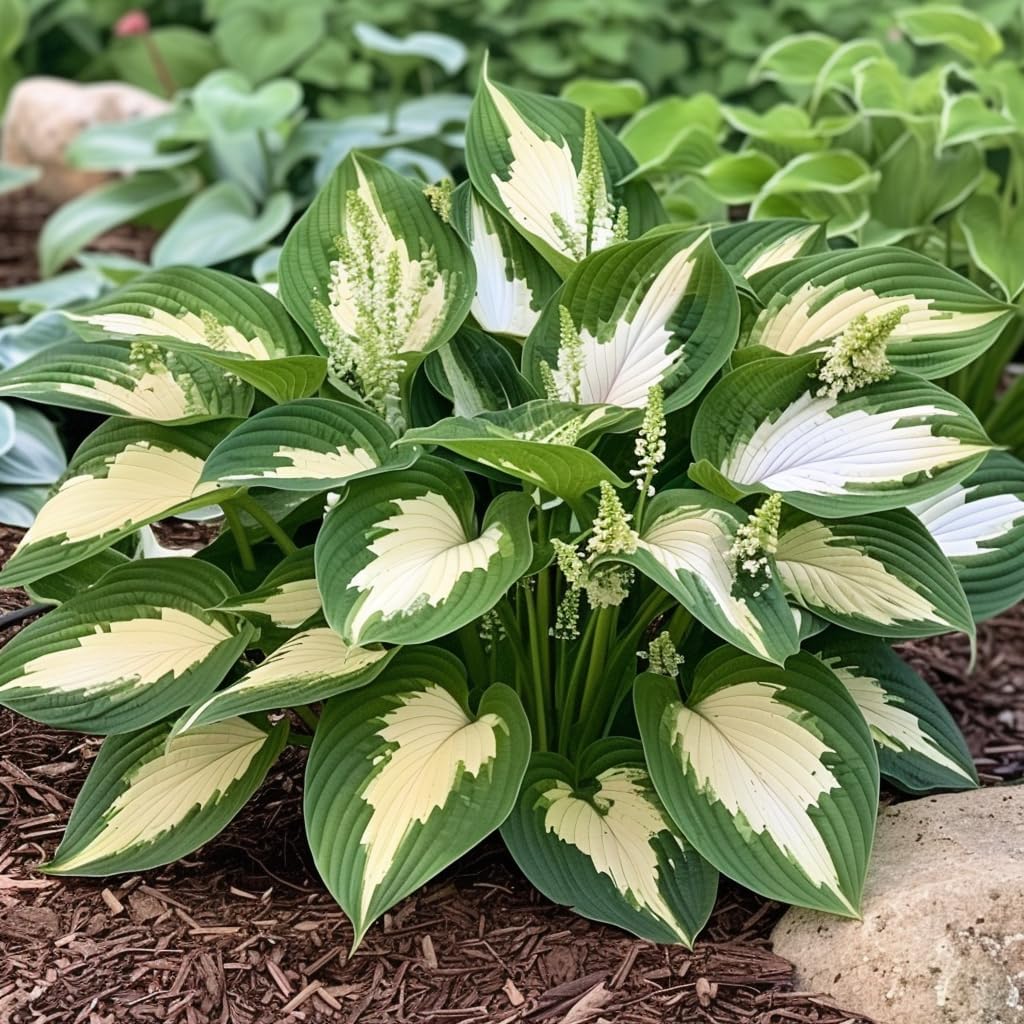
[1,76,169,202]
[772,786,1024,1024]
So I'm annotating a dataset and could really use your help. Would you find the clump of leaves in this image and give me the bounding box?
[1,70,1021,949]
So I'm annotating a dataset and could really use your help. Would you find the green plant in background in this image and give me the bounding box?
[1,73,1021,949]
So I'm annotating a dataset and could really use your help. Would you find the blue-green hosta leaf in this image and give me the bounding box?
[278,152,474,356]
[214,547,322,630]
[810,633,977,793]
[304,647,530,946]
[636,648,878,917]
[0,342,254,423]
[44,716,287,876]
[0,560,252,734]
[201,399,418,492]
[613,489,798,664]
[0,163,40,196]
[0,419,234,587]
[775,508,974,639]
[0,405,66,486]
[910,451,1024,621]
[352,22,467,75]
[0,486,49,529]
[895,6,1002,65]
[691,356,992,517]
[502,739,717,946]
[711,220,828,279]
[743,248,1011,377]
[466,65,663,275]
[172,627,394,737]
[315,457,534,646]
[523,231,738,412]
[449,184,561,339]
[400,408,625,503]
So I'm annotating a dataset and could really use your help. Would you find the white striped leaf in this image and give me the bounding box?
[611,489,798,664]
[316,457,534,646]
[172,627,394,736]
[775,508,974,640]
[304,647,530,946]
[691,355,992,517]
[0,560,252,734]
[636,648,878,916]
[810,633,977,793]
[0,341,253,423]
[743,248,1011,378]
[201,399,419,491]
[214,548,322,630]
[45,715,287,875]
[910,451,1024,621]
[65,266,323,403]
[711,220,827,279]
[0,419,234,587]
[502,739,717,946]
[279,153,474,355]
[450,184,561,339]
[466,65,663,275]
[523,231,739,411]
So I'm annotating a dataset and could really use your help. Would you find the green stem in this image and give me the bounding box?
[222,502,255,571]
[458,623,490,685]
[524,584,549,751]
[558,611,598,753]
[575,605,617,754]
[289,732,313,748]
[234,494,299,556]
[293,704,320,731]
[494,600,533,686]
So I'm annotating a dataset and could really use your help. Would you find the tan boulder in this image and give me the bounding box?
[1,76,169,202]
[772,786,1024,1024]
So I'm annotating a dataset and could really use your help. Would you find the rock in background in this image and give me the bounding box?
[772,786,1024,1024]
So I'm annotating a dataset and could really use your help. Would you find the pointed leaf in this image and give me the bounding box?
[214,547,322,629]
[896,6,1002,65]
[958,193,1024,301]
[711,220,828,278]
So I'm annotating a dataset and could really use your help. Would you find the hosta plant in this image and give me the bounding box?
[1,71,1020,949]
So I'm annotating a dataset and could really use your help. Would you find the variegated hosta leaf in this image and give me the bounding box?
[744,248,1011,378]
[214,547,322,631]
[278,152,474,356]
[910,451,1024,621]
[810,633,977,793]
[25,547,130,606]
[612,489,798,664]
[0,342,253,423]
[502,739,717,946]
[45,716,287,875]
[466,65,663,275]
[304,647,530,946]
[711,219,827,278]
[523,231,738,411]
[64,266,323,404]
[201,398,419,491]
[636,648,879,916]
[315,457,534,645]
[449,183,561,338]
[400,407,625,503]
[775,508,974,640]
[172,627,395,736]
[691,355,992,517]
[0,419,234,587]
[0,560,252,734]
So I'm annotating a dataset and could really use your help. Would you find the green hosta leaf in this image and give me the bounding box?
[0,419,233,587]
[25,548,130,606]
[502,739,717,946]
[214,547,321,630]
[466,66,663,275]
[958,194,1024,301]
[560,78,648,118]
[775,508,974,639]
[910,451,1024,620]
[316,458,533,646]
[744,248,1011,377]
[896,6,1003,65]
[400,407,625,504]
[173,627,394,736]
[691,356,992,517]
[811,39,886,104]
[45,716,287,875]
[191,70,303,134]
[304,647,530,946]
[700,151,778,205]
[613,490,799,664]
[201,399,418,491]
[711,220,827,278]
[449,185,561,339]
[0,342,254,423]
[523,231,738,412]
[213,0,324,81]
[618,95,722,182]
[811,633,977,793]
[939,93,1016,149]
[719,105,822,153]
[636,648,878,916]
[0,560,252,734]
[279,153,474,356]
[754,33,840,87]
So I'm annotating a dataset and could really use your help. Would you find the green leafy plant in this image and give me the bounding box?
[2,73,1019,949]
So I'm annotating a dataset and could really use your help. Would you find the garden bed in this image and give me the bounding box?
[0,511,1021,1023]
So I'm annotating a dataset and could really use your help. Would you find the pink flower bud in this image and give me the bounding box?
[114,9,150,36]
